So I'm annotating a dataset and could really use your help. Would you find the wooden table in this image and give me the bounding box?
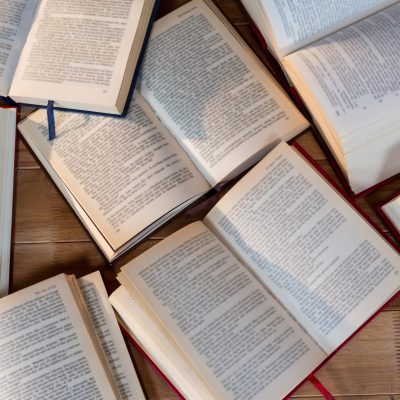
[10,1,400,399]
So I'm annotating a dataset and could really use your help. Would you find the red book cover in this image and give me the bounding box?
[119,324,186,400]
[286,140,400,398]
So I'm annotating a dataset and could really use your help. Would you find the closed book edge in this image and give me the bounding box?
[377,191,400,244]
[0,106,17,297]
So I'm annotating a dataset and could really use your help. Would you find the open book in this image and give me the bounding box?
[0,107,16,297]
[0,271,145,400]
[110,142,400,400]
[240,0,400,195]
[379,192,400,243]
[18,0,308,262]
[0,0,158,115]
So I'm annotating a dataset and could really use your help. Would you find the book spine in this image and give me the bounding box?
[250,23,268,53]
[121,0,161,117]
[287,86,310,118]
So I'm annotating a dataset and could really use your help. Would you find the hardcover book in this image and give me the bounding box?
[110,142,400,400]
[379,192,400,243]
[240,0,400,195]
[0,106,16,297]
[0,0,158,115]
[0,271,146,400]
[18,0,308,261]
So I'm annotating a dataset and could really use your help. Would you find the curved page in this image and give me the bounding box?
[18,94,209,251]
[254,0,397,57]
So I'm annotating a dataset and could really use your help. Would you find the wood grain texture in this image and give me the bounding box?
[8,0,400,398]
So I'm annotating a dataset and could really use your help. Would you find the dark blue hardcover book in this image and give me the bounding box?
[1,0,160,139]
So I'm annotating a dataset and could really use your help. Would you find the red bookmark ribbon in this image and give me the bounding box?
[308,375,335,399]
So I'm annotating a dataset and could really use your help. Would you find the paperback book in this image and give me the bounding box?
[240,0,400,195]
[0,0,158,116]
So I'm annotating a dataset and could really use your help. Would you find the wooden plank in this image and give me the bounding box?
[13,167,214,244]
[15,135,39,169]
[296,311,400,397]
[10,241,160,293]
[14,168,91,243]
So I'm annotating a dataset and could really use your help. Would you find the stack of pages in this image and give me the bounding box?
[0,107,16,297]
[381,193,400,239]
[240,0,400,194]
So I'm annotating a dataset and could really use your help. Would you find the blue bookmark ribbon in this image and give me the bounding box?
[47,100,56,141]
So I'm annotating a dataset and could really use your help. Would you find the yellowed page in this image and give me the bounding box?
[110,286,219,400]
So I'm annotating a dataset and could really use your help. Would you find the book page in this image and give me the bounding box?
[139,0,308,187]
[78,272,145,400]
[0,274,119,399]
[206,142,400,354]
[0,108,16,297]
[256,0,397,57]
[110,286,219,400]
[0,0,38,96]
[18,94,210,251]
[120,222,326,400]
[9,0,150,112]
[283,3,400,137]
[382,194,400,232]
